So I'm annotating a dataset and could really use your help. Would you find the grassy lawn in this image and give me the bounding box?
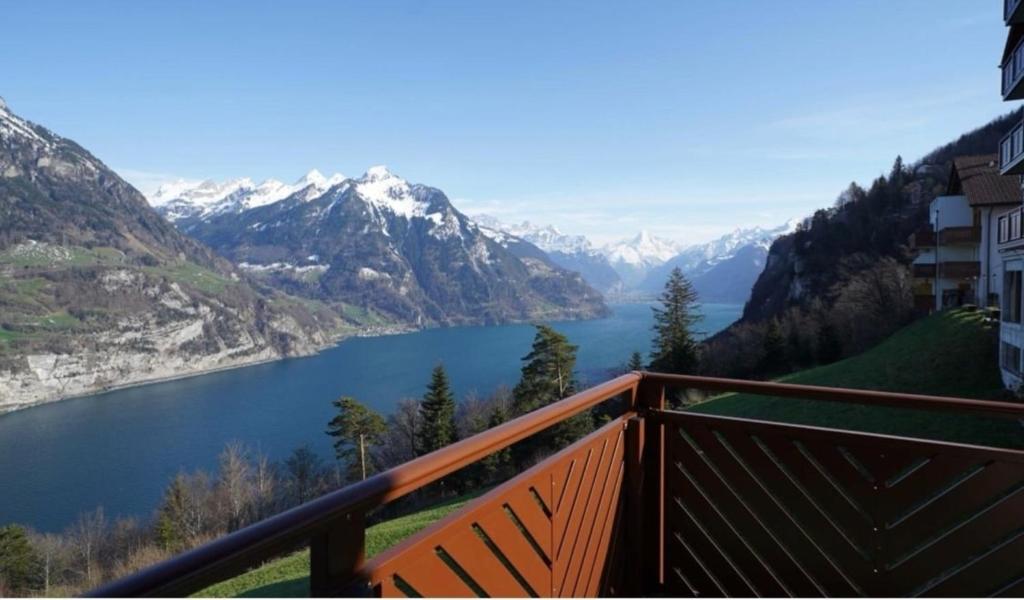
[195,495,473,598]
[689,308,1023,448]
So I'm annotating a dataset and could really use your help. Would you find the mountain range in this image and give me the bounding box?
[473,215,795,303]
[150,167,607,327]
[0,99,341,411]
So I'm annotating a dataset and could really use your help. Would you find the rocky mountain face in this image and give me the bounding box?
[474,216,622,292]
[0,99,340,412]
[639,222,796,302]
[156,168,608,326]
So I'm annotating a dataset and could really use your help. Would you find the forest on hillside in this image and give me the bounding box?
[700,108,1023,381]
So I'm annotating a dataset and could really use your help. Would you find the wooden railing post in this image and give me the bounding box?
[309,511,366,597]
[637,375,666,596]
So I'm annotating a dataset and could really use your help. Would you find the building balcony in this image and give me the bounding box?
[998,206,1024,247]
[1003,33,1024,100]
[1000,119,1024,175]
[1009,0,1024,25]
[912,263,936,278]
[907,229,936,249]
[937,226,981,245]
[939,261,980,279]
[88,372,1024,598]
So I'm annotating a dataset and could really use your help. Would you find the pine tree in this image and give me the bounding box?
[479,403,513,482]
[418,364,458,455]
[627,351,645,371]
[759,319,788,375]
[649,267,701,374]
[326,396,386,481]
[0,525,42,595]
[512,325,590,465]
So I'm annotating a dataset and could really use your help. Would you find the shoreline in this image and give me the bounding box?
[0,308,613,417]
[0,323,417,417]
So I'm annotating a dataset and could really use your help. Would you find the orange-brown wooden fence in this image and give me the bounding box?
[89,372,1024,598]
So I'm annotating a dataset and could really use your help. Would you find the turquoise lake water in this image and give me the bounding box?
[0,302,741,531]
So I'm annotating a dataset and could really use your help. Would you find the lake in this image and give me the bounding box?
[0,302,741,531]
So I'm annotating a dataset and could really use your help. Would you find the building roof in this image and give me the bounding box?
[948,154,1020,207]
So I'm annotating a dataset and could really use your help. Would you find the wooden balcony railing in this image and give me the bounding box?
[937,226,981,245]
[911,263,936,278]
[906,229,935,250]
[938,261,980,279]
[1001,119,1024,175]
[88,373,1024,598]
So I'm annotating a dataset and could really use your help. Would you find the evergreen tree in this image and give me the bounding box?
[759,319,788,375]
[418,364,458,455]
[512,325,590,465]
[627,351,645,371]
[0,525,41,595]
[817,320,843,364]
[326,396,386,481]
[478,403,514,483]
[649,267,701,374]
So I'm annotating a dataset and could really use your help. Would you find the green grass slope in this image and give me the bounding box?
[195,496,472,598]
[690,308,1022,448]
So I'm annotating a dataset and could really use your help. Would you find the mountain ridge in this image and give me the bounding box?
[0,100,344,412]
[159,168,609,326]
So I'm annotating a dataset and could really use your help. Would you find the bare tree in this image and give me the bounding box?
[216,441,253,532]
[69,507,107,587]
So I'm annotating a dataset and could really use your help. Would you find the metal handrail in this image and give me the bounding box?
[88,371,1024,597]
[86,373,641,597]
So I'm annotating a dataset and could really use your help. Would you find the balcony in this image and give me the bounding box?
[937,226,981,245]
[1003,33,1024,100]
[907,229,935,250]
[998,206,1024,247]
[1001,119,1024,175]
[912,263,936,278]
[1009,0,1024,25]
[938,261,980,279]
[88,373,1024,598]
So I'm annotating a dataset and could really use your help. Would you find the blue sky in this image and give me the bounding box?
[1,1,1012,244]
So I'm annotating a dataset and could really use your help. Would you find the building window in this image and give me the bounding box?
[1005,268,1023,323]
[1003,342,1022,376]
[1000,216,1010,243]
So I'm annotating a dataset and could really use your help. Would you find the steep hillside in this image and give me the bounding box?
[0,100,341,412]
[742,110,1022,324]
[693,309,1014,448]
[166,168,607,327]
[697,110,1024,381]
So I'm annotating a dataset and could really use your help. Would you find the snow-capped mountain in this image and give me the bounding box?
[473,215,622,292]
[597,231,682,288]
[149,169,346,224]
[659,221,798,276]
[639,221,798,301]
[176,167,607,326]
